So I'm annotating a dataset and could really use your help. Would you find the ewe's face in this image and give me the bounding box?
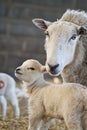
[45,21,80,75]
[15,60,44,82]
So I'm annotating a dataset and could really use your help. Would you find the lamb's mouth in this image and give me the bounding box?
[15,71,23,75]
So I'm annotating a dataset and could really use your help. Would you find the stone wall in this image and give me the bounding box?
[0,0,87,78]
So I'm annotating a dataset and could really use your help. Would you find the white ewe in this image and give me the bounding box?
[32,9,87,86]
[0,73,20,118]
[15,59,87,130]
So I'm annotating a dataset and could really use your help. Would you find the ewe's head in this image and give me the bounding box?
[15,59,46,83]
[32,18,87,76]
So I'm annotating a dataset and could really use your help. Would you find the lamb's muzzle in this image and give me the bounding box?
[15,68,22,75]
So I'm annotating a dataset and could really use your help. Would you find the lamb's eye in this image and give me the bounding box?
[70,34,77,40]
[45,31,49,37]
[27,67,35,70]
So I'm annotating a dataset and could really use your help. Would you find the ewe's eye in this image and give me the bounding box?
[27,67,35,70]
[70,34,77,40]
[45,31,49,37]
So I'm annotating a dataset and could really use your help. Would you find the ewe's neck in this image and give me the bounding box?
[61,40,87,85]
[62,55,87,85]
[23,76,49,95]
[62,63,82,82]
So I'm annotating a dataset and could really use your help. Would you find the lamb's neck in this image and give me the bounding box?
[23,77,49,95]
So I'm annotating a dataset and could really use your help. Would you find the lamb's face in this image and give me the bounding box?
[15,59,45,83]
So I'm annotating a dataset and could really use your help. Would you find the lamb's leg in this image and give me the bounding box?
[7,93,20,118]
[82,111,87,130]
[39,118,50,130]
[64,113,83,130]
[28,117,41,130]
[0,96,7,117]
[39,118,57,130]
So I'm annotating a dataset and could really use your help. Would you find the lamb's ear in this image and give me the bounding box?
[32,18,52,30]
[78,26,87,35]
[40,66,47,73]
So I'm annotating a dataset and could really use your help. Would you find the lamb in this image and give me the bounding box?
[32,9,87,86]
[0,73,20,118]
[15,59,87,130]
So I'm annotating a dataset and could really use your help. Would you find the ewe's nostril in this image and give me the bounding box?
[48,64,59,72]
[53,64,59,69]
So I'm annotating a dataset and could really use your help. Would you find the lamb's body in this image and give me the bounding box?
[15,59,87,130]
[29,81,87,118]
[32,10,87,86]
[0,73,20,118]
[25,81,87,130]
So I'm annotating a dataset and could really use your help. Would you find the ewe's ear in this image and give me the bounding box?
[32,18,52,30]
[78,26,87,35]
[40,66,47,73]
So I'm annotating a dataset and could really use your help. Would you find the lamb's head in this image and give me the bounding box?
[32,19,87,76]
[15,59,46,83]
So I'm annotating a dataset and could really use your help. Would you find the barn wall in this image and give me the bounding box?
[0,0,87,77]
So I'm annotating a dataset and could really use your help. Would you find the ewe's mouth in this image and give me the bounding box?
[49,71,61,76]
[48,69,62,76]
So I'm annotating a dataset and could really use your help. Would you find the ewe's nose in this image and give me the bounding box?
[48,64,59,74]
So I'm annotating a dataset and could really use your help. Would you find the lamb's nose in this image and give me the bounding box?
[48,64,59,74]
[15,68,22,75]
[15,68,21,73]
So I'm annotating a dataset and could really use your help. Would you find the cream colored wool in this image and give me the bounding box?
[15,59,87,130]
